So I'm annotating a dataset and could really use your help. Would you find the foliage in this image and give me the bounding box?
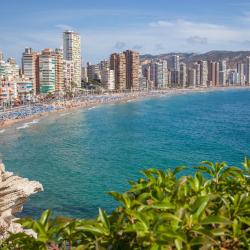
[1,158,250,249]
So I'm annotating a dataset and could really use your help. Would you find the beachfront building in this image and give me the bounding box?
[100,68,115,90]
[219,60,227,86]
[193,63,201,87]
[0,50,3,61]
[63,60,74,91]
[81,66,88,82]
[124,50,140,90]
[246,57,250,85]
[208,61,219,87]
[110,52,126,90]
[0,59,20,81]
[63,30,81,87]
[237,63,245,85]
[54,48,64,93]
[180,62,187,88]
[22,48,40,95]
[187,68,196,88]
[0,80,17,105]
[16,80,33,102]
[39,49,56,94]
[170,55,180,87]
[110,50,140,91]
[87,63,101,81]
[149,60,168,89]
[198,61,208,87]
[39,48,64,94]
[228,70,238,85]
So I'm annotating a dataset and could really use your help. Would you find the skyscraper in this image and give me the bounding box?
[110,53,126,90]
[124,50,140,90]
[237,63,244,85]
[187,68,196,88]
[219,60,227,86]
[22,48,40,95]
[246,57,250,85]
[180,62,187,88]
[110,50,140,90]
[208,61,215,86]
[170,55,180,87]
[193,63,201,87]
[198,61,208,87]
[150,60,168,89]
[0,50,3,61]
[39,49,56,93]
[63,30,81,87]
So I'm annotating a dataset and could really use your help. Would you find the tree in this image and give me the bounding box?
[2,159,250,250]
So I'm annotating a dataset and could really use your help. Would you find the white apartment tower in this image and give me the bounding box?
[199,61,208,87]
[63,30,81,87]
[246,57,250,85]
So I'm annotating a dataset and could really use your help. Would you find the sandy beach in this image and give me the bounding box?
[0,86,249,129]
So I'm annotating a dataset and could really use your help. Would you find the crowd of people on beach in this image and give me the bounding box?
[0,104,64,123]
[0,90,173,125]
[0,87,241,126]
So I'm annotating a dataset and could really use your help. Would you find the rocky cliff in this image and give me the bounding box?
[0,162,43,240]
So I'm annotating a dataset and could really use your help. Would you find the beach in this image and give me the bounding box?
[0,86,249,129]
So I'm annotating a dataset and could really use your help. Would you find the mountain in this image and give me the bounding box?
[141,50,250,67]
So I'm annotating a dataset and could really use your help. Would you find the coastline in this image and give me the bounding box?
[0,86,249,129]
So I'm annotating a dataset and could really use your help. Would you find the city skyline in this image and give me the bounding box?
[2,0,250,63]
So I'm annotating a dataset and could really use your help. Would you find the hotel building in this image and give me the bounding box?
[63,30,81,87]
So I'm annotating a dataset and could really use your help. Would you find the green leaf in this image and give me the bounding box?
[239,216,250,226]
[201,215,231,225]
[98,208,110,231]
[173,166,187,175]
[39,209,51,228]
[191,196,210,218]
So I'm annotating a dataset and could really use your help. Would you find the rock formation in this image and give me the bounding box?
[0,162,43,240]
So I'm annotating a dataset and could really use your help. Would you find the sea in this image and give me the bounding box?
[0,89,249,218]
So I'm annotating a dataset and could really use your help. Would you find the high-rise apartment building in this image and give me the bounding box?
[63,30,81,87]
[110,50,140,90]
[187,68,196,88]
[110,53,126,90]
[22,48,40,95]
[39,48,64,94]
[0,50,3,61]
[101,68,115,90]
[39,49,56,93]
[87,62,101,81]
[246,57,250,85]
[208,61,220,87]
[193,63,201,87]
[198,61,208,87]
[180,62,187,88]
[237,63,244,85]
[219,60,227,86]
[54,48,64,92]
[170,55,180,87]
[124,50,140,90]
[151,60,168,89]
[63,60,74,90]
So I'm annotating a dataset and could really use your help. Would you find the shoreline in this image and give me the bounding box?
[0,86,249,129]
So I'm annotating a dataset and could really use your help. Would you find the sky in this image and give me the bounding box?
[1,0,250,64]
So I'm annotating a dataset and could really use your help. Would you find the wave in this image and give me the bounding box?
[0,129,5,134]
[16,119,40,130]
[60,113,70,117]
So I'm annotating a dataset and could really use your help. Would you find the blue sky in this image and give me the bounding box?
[1,0,250,64]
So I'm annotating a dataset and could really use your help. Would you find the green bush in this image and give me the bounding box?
[1,158,250,250]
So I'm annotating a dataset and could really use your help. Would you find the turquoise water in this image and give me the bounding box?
[0,89,249,218]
